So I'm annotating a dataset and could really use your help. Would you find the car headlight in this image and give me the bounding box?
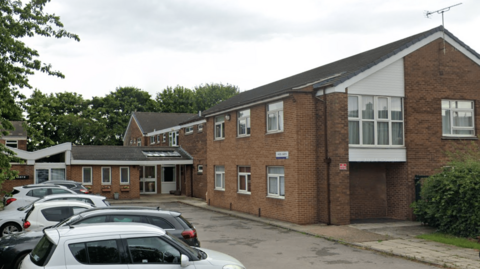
[223,265,245,269]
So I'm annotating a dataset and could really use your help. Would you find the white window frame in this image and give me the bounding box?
[198,124,204,132]
[214,165,225,190]
[267,166,285,199]
[442,100,475,137]
[197,165,204,173]
[185,126,193,134]
[267,101,284,133]
[82,167,92,185]
[101,167,111,185]
[137,138,141,146]
[157,135,161,142]
[169,131,179,146]
[237,166,251,194]
[348,95,405,147]
[150,136,155,144]
[237,109,251,137]
[215,116,225,140]
[6,140,18,148]
[120,167,130,185]
[163,133,166,143]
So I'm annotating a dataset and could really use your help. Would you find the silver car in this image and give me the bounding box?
[2,184,76,211]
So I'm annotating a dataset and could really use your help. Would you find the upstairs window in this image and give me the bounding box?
[215,116,225,140]
[169,131,179,146]
[238,109,251,137]
[185,126,193,134]
[442,100,475,137]
[150,136,155,144]
[198,124,204,132]
[348,96,404,146]
[163,134,166,143]
[215,166,225,190]
[267,101,283,133]
[6,140,17,148]
[137,138,141,146]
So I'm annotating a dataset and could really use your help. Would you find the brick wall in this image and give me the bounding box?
[1,164,34,192]
[349,163,386,219]
[0,139,27,150]
[123,118,144,147]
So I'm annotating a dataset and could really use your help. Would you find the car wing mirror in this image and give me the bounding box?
[180,254,190,267]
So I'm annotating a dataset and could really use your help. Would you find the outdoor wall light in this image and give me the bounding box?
[225,114,231,121]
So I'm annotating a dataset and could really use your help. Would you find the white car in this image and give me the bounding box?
[3,184,76,211]
[21,223,246,269]
[23,201,93,231]
[0,207,26,237]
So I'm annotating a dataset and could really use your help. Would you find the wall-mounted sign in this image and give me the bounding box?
[276,151,289,159]
[15,175,29,180]
[339,163,347,170]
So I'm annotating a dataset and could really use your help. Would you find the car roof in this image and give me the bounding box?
[19,184,68,189]
[79,206,181,217]
[41,180,80,184]
[45,223,166,244]
[41,193,106,200]
[33,200,94,208]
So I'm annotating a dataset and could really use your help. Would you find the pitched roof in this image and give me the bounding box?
[132,112,196,134]
[203,26,480,116]
[0,121,27,138]
[71,146,192,161]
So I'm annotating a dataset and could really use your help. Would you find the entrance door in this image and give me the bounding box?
[140,166,156,194]
[161,166,176,194]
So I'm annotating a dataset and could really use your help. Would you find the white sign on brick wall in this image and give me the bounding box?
[276,151,289,159]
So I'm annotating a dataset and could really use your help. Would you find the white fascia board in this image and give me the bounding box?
[205,94,290,118]
[70,160,193,165]
[316,32,480,96]
[1,136,27,140]
[10,143,72,161]
[147,120,206,136]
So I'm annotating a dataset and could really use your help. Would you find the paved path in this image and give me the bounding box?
[110,195,480,269]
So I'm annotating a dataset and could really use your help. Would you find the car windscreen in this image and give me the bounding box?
[30,235,56,266]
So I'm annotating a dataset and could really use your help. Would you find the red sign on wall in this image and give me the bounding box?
[339,163,347,170]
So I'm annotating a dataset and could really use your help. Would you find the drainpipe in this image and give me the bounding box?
[190,164,194,197]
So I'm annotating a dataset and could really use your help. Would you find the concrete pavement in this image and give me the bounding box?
[110,194,480,269]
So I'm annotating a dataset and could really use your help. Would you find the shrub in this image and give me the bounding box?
[412,142,480,238]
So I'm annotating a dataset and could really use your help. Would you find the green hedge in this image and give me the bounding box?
[412,161,480,238]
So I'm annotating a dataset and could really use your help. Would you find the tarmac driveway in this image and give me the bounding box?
[137,201,436,269]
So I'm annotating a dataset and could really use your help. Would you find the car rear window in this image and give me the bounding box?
[42,207,71,222]
[11,189,20,195]
[103,199,110,206]
[30,235,56,266]
[177,215,194,229]
[27,189,49,198]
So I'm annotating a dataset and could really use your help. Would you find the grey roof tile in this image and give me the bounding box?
[133,112,196,134]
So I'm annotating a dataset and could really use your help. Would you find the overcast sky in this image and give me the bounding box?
[21,0,480,100]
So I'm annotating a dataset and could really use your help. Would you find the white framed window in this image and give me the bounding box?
[169,131,179,146]
[120,167,129,184]
[82,167,92,185]
[34,164,66,183]
[163,133,166,143]
[5,140,18,148]
[129,139,133,145]
[215,116,225,140]
[267,101,284,133]
[442,100,475,137]
[157,135,161,142]
[185,126,193,134]
[102,167,111,185]
[197,165,204,173]
[215,166,225,190]
[348,95,404,146]
[198,124,204,132]
[137,138,141,146]
[150,136,155,144]
[237,109,251,137]
[238,166,251,193]
[267,166,284,198]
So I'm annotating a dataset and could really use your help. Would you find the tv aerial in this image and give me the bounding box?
[425,3,462,54]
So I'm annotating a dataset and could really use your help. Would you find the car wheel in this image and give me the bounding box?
[0,222,22,237]
[13,252,29,269]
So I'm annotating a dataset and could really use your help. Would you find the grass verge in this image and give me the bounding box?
[417,233,480,250]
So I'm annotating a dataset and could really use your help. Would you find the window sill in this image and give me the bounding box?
[185,132,193,136]
[83,183,92,186]
[214,188,225,192]
[266,195,285,200]
[442,136,478,140]
[237,135,251,139]
[237,191,251,195]
[120,183,130,185]
[266,130,284,135]
[349,145,406,149]
[214,138,225,141]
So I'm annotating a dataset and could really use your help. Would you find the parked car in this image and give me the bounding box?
[0,194,108,238]
[23,201,93,231]
[2,184,76,211]
[20,223,245,269]
[0,206,199,269]
[39,180,90,194]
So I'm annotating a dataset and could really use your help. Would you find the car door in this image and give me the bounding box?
[123,236,185,269]
[65,236,128,269]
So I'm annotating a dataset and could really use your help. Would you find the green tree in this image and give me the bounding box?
[0,0,79,188]
[90,87,159,145]
[156,86,196,113]
[194,83,239,112]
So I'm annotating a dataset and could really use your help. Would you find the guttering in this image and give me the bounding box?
[70,160,193,165]
[147,119,206,137]
[204,94,290,118]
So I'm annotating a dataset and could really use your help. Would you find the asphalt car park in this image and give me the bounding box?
[137,202,435,269]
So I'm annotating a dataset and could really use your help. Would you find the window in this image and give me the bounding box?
[348,96,404,146]
[215,166,225,190]
[41,207,71,222]
[120,167,129,184]
[50,188,72,195]
[442,100,475,136]
[157,134,161,142]
[102,167,111,185]
[163,133,166,143]
[69,240,120,264]
[6,140,17,148]
[267,166,285,198]
[215,116,225,140]
[238,166,251,193]
[185,126,193,134]
[150,136,155,144]
[169,131,179,146]
[27,188,49,198]
[78,216,108,224]
[111,215,146,223]
[126,237,181,264]
[198,124,204,132]
[267,101,284,133]
[31,236,55,266]
[197,165,203,173]
[130,139,133,145]
[137,138,141,146]
[82,167,92,185]
[238,109,251,137]
[148,217,175,229]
